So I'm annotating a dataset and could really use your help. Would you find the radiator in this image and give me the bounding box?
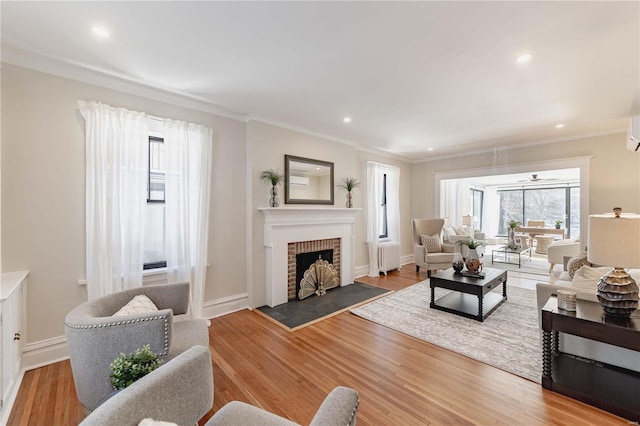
[378,241,400,275]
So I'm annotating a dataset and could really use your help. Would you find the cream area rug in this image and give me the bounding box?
[351,281,541,383]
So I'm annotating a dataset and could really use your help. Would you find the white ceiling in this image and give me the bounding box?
[2,1,639,161]
[466,168,580,187]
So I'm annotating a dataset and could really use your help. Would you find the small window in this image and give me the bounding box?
[379,173,388,238]
[144,136,167,270]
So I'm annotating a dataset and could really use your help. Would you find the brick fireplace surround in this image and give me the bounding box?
[259,207,360,307]
[288,238,341,300]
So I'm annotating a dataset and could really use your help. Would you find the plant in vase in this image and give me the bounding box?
[337,177,359,208]
[507,220,519,249]
[109,344,163,391]
[456,239,486,273]
[260,168,284,207]
[554,219,563,229]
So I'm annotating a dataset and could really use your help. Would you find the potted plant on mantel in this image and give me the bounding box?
[337,177,359,208]
[554,219,563,229]
[260,168,285,207]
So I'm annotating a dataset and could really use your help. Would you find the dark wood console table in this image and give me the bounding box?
[541,296,640,421]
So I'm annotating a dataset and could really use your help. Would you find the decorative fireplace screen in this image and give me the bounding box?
[298,257,339,300]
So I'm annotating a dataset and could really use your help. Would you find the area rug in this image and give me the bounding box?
[256,282,391,331]
[350,281,541,382]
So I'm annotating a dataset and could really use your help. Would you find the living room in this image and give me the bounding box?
[1,2,639,425]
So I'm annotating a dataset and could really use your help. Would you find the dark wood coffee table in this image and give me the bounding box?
[429,267,507,322]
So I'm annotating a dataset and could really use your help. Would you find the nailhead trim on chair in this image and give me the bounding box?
[346,398,360,426]
[65,315,170,354]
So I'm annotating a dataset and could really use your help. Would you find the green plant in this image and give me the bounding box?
[260,169,284,186]
[109,344,163,390]
[508,220,519,229]
[456,239,485,249]
[337,177,359,192]
[554,219,563,225]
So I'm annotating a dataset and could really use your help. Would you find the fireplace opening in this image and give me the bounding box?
[296,249,333,299]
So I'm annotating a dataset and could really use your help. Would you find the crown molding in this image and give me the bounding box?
[412,129,627,164]
[1,44,247,122]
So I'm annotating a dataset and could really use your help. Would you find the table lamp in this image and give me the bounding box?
[587,207,640,317]
[462,215,473,227]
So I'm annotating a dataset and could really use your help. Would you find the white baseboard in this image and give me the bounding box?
[355,264,369,278]
[1,370,24,426]
[202,292,250,319]
[400,254,414,266]
[22,335,69,371]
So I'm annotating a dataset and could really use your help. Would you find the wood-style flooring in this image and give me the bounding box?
[8,265,627,425]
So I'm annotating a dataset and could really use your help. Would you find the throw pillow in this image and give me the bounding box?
[571,266,611,294]
[567,252,591,279]
[139,419,178,426]
[420,234,442,253]
[454,226,472,237]
[113,295,159,317]
[442,227,456,243]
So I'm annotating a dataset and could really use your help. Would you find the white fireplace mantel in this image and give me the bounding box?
[259,207,361,307]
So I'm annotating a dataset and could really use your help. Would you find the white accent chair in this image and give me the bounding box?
[547,238,581,273]
[412,218,455,277]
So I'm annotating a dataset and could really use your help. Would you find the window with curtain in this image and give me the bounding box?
[366,162,400,276]
[80,101,213,318]
[469,189,484,230]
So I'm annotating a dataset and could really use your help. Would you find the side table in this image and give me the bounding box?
[541,296,640,421]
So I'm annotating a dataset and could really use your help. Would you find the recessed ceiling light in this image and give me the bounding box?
[343,117,352,123]
[91,26,111,39]
[427,148,434,151]
[555,123,565,129]
[515,53,532,64]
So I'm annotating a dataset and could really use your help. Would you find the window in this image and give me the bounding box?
[498,186,580,238]
[379,173,388,238]
[470,189,483,230]
[144,136,166,270]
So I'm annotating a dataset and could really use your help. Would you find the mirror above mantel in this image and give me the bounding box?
[285,155,334,205]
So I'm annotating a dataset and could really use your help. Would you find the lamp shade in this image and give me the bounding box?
[462,215,473,226]
[587,213,640,268]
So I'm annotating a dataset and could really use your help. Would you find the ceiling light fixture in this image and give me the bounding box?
[343,117,352,123]
[555,123,565,129]
[427,148,434,151]
[91,26,111,39]
[515,53,532,64]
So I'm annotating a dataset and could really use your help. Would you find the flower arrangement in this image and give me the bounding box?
[337,177,359,192]
[109,344,163,390]
[259,169,284,186]
[508,220,520,229]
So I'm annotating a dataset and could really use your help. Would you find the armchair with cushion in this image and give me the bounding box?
[412,218,455,276]
[80,345,214,426]
[547,238,581,273]
[65,282,209,412]
[206,386,359,426]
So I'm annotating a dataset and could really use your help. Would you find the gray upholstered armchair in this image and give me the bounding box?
[206,386,359,426]
[412,218,455,276]
[80,345,213,426]
[65,282,209,413]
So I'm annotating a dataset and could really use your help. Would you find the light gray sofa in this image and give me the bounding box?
[536,268,640,372]
[80,345,214,426]
[65,282,209,412]
[206,386,359,426]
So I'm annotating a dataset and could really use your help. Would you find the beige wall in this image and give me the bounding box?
[411,132,640,219]
[248,121,413,307]
[1,64,248,342]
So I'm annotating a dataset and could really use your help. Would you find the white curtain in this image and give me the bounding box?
[366,162,400,277]
[80,101,148,300]
[440,178,471,227]
[164,120,213,319]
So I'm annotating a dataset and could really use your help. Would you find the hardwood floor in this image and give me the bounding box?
[8,265,626,425]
